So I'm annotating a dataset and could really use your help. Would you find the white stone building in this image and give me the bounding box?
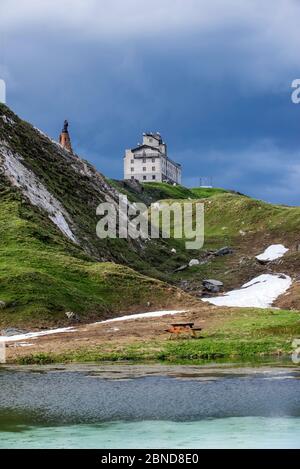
[124,132,182,184]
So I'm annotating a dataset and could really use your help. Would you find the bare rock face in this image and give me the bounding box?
[202,279,224,293]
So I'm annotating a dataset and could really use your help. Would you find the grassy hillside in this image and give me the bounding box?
[110,179,229,205]
[1,103,300,330]
[0,104,197,327]
[149,192,300,297]
[0,186,190,327]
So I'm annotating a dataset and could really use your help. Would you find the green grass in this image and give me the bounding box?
[15,307,300,364]
[109,179,229,205]
[0,188,180,327]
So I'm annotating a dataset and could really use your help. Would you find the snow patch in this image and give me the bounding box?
[202,274,292,308]
[256,244,289,262]
[0,327,75,343]
[96,310,187,324]
[0,143,78,243]
[0,310,187,344]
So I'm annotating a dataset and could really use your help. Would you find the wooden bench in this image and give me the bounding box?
[165,322,202,339]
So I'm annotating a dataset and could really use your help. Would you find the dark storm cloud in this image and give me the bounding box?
[1,0,300,204]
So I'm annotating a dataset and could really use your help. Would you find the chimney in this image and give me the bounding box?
[59,120,73,153]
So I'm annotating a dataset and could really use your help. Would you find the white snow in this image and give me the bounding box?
[0,311,187,344]
[96,310,187,324]
[202,274,292,308]
[256,244,289,262]
[0,326,75,344]
[0,142,78,243]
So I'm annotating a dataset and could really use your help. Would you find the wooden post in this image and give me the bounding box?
[0,342,6,364]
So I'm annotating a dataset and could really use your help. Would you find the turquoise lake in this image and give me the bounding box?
[0,364,300,448]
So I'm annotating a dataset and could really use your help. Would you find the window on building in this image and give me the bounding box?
[143,175,147,180]
[152,175,156,180]
[143,158,146,163]
[152,166,155,171]
[131,176,134,180]
[131,159,134,164]
[149,138,152,143]
[152,157,155,162]
[143,167,146,171]
[131,167,134,172]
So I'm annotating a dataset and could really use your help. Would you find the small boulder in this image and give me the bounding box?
[0,301,6,309]
[189,259,200,267]
[171,248,177,254]
[65,311,80,322]
[202,279,224,293]
[215,246,233,256]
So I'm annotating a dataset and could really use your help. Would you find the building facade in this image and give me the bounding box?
[124,132,181,184]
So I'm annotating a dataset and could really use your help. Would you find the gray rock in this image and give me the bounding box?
[189,259,200,267]
[256,258,269,265]
[65,311,80,322]
[0,301,6,309]
[202,279,224,293]
[215,246,233,256]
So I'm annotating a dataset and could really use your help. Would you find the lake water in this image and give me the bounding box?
[0,364,300,448]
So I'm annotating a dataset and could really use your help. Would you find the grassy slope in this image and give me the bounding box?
[109,179,229,204]
[0,104,196,327]
[0,186,185,327]
[157,192,300,291]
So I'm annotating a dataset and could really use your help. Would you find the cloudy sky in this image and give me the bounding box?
[1,0,300,204]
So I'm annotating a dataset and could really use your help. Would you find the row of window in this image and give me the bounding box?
[131,175,156,181]
[131,166,156,172]
[131,157,156,164]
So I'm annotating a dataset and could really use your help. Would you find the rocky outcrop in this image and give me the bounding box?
[202,279,224,293]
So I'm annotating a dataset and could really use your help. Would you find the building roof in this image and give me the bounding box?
[131,144,161,153]
[144,132,162,142]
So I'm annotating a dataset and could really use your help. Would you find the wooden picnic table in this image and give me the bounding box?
[166,322,202,339]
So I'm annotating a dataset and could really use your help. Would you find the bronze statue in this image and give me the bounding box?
[63,120,69,132]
